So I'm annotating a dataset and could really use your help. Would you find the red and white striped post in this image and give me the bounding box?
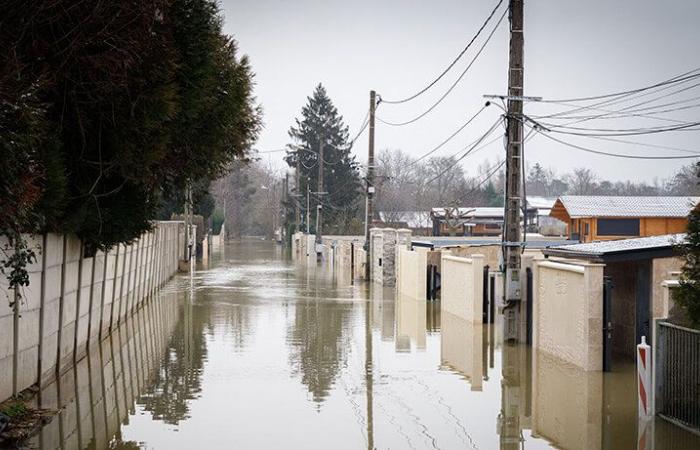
[637,335,653,418]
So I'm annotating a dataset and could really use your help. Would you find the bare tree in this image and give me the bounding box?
[565,168,598,195]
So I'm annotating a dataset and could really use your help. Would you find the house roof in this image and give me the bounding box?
[378,211,431,229]
[543,233,685,262]
[551,196,699,220]
[431,207,504,219]
[525,196,557,209]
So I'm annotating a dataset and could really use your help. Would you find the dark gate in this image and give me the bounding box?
[489,275,495,324]
[603,276,614,372]
[482,265,490,323]
[526,268,533,345]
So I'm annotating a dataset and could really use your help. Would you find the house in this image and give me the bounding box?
[525,196,566,236]
[377,211,432,235]
[430,207,504,237]
[549,196,698,243]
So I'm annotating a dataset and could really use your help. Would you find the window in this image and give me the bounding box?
[597,218,640,236]
[584,223,590,235]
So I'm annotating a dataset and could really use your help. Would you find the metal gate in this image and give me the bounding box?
[526,268,533,345]
[482,265,490,323]
[655,321,700,433]
[603,276,614,372]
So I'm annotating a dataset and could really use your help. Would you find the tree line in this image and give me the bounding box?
[374,149,700,222]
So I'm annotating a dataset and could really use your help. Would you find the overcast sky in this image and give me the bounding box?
[219,0,700,183]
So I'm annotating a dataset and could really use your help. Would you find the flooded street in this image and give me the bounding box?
[27,240,700,450]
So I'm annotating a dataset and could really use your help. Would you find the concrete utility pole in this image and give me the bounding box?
[503,0,524,342]
[364,90,376,278]
[315,134,324,249]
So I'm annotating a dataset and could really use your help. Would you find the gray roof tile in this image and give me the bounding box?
[557,196,699,218]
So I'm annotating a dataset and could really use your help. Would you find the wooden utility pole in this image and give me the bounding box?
[283,173,289,241]
[295,154,301,232]
[364,90,376,278]
[502,0,524,342]
[315,135,324,248]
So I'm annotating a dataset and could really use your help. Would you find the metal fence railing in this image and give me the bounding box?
[655,320,700,433]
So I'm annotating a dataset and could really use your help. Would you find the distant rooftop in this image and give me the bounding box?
[431,207,504,218]
[378,211,431,229]
[552,196,699,219]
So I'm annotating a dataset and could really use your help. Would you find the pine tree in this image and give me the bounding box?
[483,182,503,207]
[675,164,700,328]
[284,84,362,233]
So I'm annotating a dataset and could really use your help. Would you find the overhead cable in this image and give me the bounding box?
[380,0,504,105]
[376,7,508,127]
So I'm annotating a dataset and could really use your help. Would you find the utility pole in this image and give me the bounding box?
[284,172,289,243]
[315,134,324,250]
[502,0,524,342]
[295,151,301,232]
[306,183,311,234]
[364,90,376,278]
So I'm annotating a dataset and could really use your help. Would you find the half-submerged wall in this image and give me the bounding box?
[532,258,604,371]
[0,221,184,403]
[441,253,485,323]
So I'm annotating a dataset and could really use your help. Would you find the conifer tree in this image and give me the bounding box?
[676,163,700,328]
[284,84,361,233]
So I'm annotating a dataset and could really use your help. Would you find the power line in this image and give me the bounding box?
[538,67,700,104]
[534,72,700,122]
[423,119,503,185]
[574,134,700,155]
[534,80,700,128]
[529,125,700,160]
[376,7,508,127]
[405,103,491,167]
[380,0,505,105]
[537,119,700,137]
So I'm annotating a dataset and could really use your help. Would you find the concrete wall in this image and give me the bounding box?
[397,248,427,300]
[441,253,484,323]
[0,221,184,403]
[450,244,500,269]
[381,229,397,287]
[651,256,683,318]
[532,258,604,371]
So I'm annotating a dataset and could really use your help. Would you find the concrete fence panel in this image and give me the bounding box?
[0,221,183,403]
[58,234,82,374]
[441,253,484,322]
[532,259,604,371]
[397,248,427,301]
[39,233,64,384]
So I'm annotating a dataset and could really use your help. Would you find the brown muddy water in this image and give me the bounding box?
[19,240,700,449]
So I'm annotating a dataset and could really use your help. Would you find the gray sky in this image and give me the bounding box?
[220,0,700,183]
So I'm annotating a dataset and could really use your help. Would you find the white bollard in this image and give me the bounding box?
[637,335,653,419]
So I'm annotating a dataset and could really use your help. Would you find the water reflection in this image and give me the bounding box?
[29,290,181,449]
[286,285,355,403]
[440,311,485,391]
[27,240,700,450]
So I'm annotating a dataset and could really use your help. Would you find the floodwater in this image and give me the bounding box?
[23,240,700,449]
